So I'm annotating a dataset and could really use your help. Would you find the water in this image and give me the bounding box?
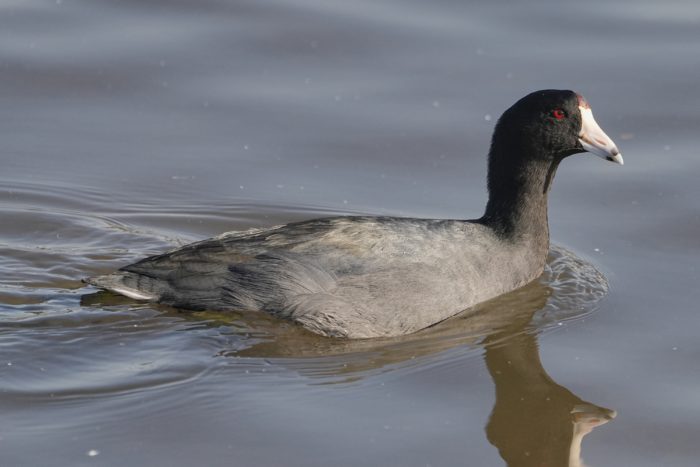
[2,0,700,465]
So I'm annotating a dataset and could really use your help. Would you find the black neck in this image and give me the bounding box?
[480,142,561,246]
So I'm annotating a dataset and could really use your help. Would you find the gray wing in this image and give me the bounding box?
[85,217,355,310]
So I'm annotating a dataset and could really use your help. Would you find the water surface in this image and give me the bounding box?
[2,0,700,466]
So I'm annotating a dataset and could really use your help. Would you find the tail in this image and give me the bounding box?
[83,272,160,301]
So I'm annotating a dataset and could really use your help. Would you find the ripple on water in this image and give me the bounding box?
[0,194,610,397]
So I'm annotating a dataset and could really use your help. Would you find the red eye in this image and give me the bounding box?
[552,109,566,120]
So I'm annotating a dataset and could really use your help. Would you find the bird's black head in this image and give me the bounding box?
[490,89,622,165]
[483,90,623,232]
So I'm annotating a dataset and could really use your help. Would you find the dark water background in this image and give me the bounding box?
[2,1,700,466]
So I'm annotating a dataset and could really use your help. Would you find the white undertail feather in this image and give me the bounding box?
[84,274,155,301]
[109,286,154,301]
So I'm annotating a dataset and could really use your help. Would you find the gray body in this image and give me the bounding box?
[87,216,547,338]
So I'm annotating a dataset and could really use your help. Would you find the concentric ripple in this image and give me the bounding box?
[1,181,609,391]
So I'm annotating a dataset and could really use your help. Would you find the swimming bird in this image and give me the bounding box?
[85,90,622,338]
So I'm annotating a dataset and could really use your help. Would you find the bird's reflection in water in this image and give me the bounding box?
[484,324,615,467]
[81,246,615,465]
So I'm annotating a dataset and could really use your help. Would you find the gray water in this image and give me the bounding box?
[2,0,700,466]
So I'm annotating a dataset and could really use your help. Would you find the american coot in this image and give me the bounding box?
[85,90,622,338]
